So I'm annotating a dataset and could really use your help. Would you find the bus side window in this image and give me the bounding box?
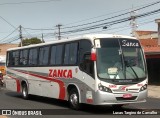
[20,49,28,66]
[38,46,49,66]
[50,45,56,65]
[64,42,78,65]
[50,44,63,65]
[28,48,38,66]
[7,52,13,66]
[69,43,78,64]
[79,40,94,77]
[55,45,63,65]
[82,53,94,76]
[12,51,19,66]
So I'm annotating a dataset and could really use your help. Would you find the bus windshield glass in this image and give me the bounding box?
[96,38,146,81]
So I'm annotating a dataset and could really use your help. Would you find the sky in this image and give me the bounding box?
[0,0,160,43]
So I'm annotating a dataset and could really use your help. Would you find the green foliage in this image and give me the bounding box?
[19,37,44,47]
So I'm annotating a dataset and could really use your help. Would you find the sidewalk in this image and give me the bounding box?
[148,85,160,99]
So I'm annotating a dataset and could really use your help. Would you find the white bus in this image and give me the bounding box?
[5,34,147,110]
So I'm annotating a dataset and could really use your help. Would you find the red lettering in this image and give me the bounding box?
[49,69,53,77]
[53,70,57,77]
[63,70,67,78]
[109,85,117,88]
[58,70,63,77]
[121,86,127,90]
[67,70,72,78]
[48,69,73,79]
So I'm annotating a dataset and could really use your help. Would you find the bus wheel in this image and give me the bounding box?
[69,88,81,110]
[22,84,29,100]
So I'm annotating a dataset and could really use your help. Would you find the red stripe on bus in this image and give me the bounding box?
[8,75,21,93]
[12,69,65,100]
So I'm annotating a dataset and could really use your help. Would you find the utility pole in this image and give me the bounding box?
[56,24,62,40]
[130,9,138,37]
[42,33,45,43]
[19,25,23,47]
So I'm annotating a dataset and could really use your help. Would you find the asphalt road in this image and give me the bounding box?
[0,86,160,118]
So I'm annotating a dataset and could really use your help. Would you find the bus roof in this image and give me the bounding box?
[7,34,137,51]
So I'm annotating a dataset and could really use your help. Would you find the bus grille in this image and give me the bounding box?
[116,96,137,101]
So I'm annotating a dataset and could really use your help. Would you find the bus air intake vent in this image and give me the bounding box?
[116,96,137,101]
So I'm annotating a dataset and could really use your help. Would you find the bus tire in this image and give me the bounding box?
[22,84,29,100]
[69,88,81,110]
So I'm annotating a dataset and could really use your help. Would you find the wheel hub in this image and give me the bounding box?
[23,88,26,97]
[70,94,78,106]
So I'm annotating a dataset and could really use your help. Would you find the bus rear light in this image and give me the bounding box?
[91,53,96,61]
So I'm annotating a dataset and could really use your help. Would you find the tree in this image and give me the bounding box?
[19,37,44,47]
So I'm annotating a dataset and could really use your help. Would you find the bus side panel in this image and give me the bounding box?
[28,80,60,99]
[66,66,96,104]
[5,78,17,92]
[28,79,42,96]
[41,81,60,98]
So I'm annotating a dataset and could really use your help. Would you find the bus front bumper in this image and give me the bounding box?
[94,89,147,105]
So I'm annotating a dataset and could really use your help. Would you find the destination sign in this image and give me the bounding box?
[121,39,140,48]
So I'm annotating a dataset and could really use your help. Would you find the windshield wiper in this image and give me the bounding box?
[125,61,139,80]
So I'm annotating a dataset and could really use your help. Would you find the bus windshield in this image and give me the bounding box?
[96,38,146,81]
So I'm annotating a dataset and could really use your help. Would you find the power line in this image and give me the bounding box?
[20,9,160,42]
[6,1,159,43]
[24,27,56,31]
[64,19,155,38]
[63,0,160,27]
[22,0,160,32]
[22,9,160,40]
[22,27,33,38]
[62,0,160,30]
[7,38,20,43]
[61,8,160,35]
[0,27,19,42]
[0,15,16,29]
[0,0,60,6]
[0,35,19,44]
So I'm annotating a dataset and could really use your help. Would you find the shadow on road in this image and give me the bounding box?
[5,91,142,115]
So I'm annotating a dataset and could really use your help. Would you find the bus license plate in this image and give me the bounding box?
[123,94,132,98]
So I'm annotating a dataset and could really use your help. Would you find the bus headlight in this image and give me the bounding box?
[140,84,147,92]
[98,84,112,93]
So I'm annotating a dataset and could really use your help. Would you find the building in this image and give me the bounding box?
[135,24,160,84]
[0,44,18,55]
[135,30,158,40]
